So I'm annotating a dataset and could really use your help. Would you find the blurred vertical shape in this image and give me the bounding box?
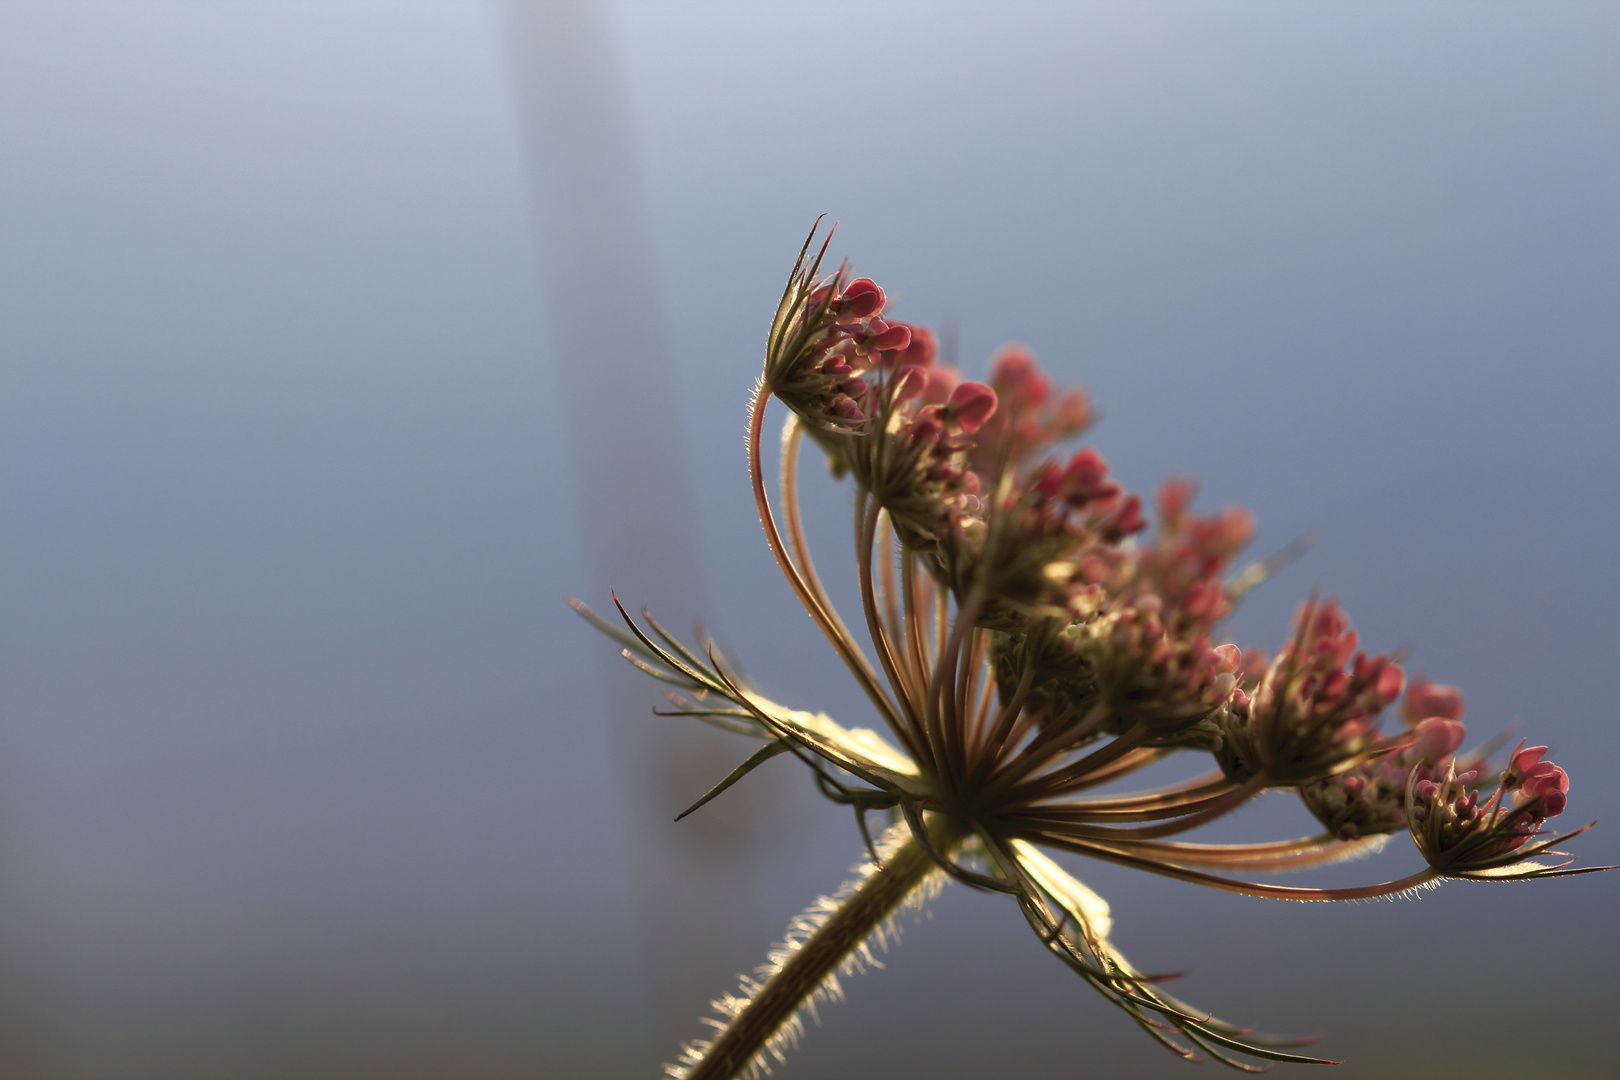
[495,0,765,1059]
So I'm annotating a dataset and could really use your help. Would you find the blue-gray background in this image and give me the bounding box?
[2,2,1616,1077]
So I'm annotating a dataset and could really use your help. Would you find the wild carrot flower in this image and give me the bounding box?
[572,222,1609,1079]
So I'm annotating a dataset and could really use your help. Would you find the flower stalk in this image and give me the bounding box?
[673,818,968,1080]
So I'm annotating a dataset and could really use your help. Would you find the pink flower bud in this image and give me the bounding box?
[1402,679,1465,725]
[841,278,885,319]
[1034,461,1063,500]
[1312,603,1346,639]
[1062,449,1114,503]
[1311,669,1338,697]
[947,382,998,434]
[897,325,937,368]
[1354,655,1405,704]
[1510,744,1549,775]
[869,323,913,353]
[1413,717,1467,763]
[1184,579,1222,620]
[832,394,865,424]
[893,365,927,402]
[1157,477,1197,521]
[1214,644,1242,673]
[1376,663,1406,704]
[1300,601,1359,668]
[907,414,943,446]
[1052,388,1092,431]
[1107,494,1147,539]
[1215,507,1257,550]
[922,364,960,405]
[1520,764,1569,802]
[990,345,1050,407]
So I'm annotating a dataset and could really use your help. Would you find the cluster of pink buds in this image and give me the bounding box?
[969,445,1146,629]
[1032,448,1147,543]
[842,357,999,553]
[1216,598,1406,785]
[1408,739,1578,879]
[1077,607,1243,747]
[765,265,921,430]
[1136,479,1255,621]
[1502,743,1571,815]
[1069,485,1258,745]
[966,345,1092,478]
[1300,678,1469,840]
[815,329,1122,631]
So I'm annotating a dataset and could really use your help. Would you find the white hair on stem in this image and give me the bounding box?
[664,821,949,1080]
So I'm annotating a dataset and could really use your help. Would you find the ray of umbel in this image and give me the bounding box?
[573,222,1608,1079]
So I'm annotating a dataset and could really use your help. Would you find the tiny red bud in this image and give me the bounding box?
[1520,764,1569,802]
[841,278,885,319]
[1376,663,1406,704]
[898,325,937,368]
[1419,718,1470,761]
[870,324,912,353]
[1109,494,1147,537]
[989,344,1050,406]
[894,365,927,402]
[908,415,943,445]
[1510,745,1549,775]
[1403,679,1465,725]
[1063,449,1110,497]
[1034,462,1064,500]
[947,382,998,434]
[1157,477,1197,520]
[922,365,960,405]
[832,394,865,424]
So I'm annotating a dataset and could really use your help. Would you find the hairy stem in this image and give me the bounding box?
[678,817,969,1080]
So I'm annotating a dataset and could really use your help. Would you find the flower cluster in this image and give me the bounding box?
[577,225,1606,1080]
[1298,676,1467,841]
[1216,597,1407,785]
[1408,740,1580,879]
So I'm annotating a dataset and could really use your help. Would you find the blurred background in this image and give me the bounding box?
[2,2,1616,1077]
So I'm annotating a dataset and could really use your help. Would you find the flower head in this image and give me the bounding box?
[1406,741,1587,880]
[1215,597,1406,785]
[575,223,1608,1080]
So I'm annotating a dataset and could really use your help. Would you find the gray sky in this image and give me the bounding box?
[2,3,1616,1077]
